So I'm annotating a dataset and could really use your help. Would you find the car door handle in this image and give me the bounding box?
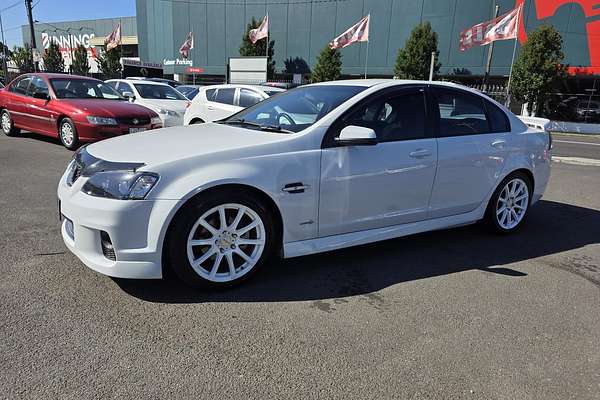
[207,105,214,110]
[491,139,507,149]
[409,149,432,158]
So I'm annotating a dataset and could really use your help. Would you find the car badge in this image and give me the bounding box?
[132,118,139,125]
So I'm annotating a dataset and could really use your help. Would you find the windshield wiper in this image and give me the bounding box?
[218,119,294,134]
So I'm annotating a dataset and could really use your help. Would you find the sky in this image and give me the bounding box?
[0,0,136,48]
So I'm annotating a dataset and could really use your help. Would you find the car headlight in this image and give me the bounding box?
[81,171,159,200]
[156,108,179,117]
[87,116,118,125]
[150,116,162,125]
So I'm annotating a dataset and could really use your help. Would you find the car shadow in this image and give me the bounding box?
[115,200,600,303]
[13,131,63,146]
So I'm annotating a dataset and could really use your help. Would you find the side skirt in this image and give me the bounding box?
[282,205,487,259]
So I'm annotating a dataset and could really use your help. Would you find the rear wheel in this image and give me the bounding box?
[166,190,277,289]
[1,110,20,136]
[191,118,204,124]
[485,172,532,234]
[59,118,79,150]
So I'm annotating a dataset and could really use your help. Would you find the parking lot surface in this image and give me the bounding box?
[1,132,599,399]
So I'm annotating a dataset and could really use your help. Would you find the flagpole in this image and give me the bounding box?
[119,18,123,78]
[364,13,370,79]
[505,5,521,108]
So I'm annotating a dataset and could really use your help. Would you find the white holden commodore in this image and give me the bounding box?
[58,80,552,289]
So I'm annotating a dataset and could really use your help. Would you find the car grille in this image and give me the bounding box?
[116,116,151,126]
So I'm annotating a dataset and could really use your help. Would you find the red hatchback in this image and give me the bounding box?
[0,73,162,149]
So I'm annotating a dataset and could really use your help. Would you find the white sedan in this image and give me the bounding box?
[183,84,284,125]
[106,79,189,127]
[58,80,552,289]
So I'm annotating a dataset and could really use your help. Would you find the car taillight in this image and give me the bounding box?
[186,102,191,108]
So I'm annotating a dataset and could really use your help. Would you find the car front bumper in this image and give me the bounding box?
[159,114,184,127]
[57,170,177,279]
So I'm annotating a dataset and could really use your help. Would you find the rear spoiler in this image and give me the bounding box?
[517,116,552,149]
[518,116,551,132]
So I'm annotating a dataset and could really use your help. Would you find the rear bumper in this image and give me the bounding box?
[57,170,177,279]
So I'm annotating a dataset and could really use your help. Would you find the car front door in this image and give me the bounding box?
[205,88,239,121]
[427,86,511,218]
[24,76,54,134]
[318,87,438,236]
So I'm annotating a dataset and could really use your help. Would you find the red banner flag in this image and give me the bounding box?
[459,5,522,52]
[179,32,194,58]
[249,15,269,44]
[329,14,370,50]
[104,23,121,51]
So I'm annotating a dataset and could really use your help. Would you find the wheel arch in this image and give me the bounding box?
[189,117,205,124]
[160,182,284,276]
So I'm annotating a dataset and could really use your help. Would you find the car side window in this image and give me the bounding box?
[205,88,216,101]
[10,77,32,96]
[27,76,49,98]
[239,89,263,108]
[432,88,491,137]
[214,88,235,105]
[338,89,427,142]
[115,82,134,96]
[485,100,511,133]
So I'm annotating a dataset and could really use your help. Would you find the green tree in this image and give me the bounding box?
[42,42,64,73]
[239,17,275,79]
[510,24,567,116]
[11,44,34,74]
[311,46,342,83]
[96,47,122,79]
[394,22,440,80]
[71,44,90,76]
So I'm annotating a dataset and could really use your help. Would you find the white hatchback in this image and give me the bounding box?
[58,80,551,289]
[106,79,189,127]
[183,84,285,125]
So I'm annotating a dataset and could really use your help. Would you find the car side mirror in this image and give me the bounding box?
[33,92,50,101]
[122,91,135,101]
[335,125,377,146]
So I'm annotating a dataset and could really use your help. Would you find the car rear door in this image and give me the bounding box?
[318,86,438,236]
[205,88,239,121]
[5,76,33,128]
[427,86,511,218]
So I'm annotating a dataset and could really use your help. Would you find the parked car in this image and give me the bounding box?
[176,85,202,100]
[106,79,189,127]
[58,80,551,289]
[576,100,600,122]
[183,84,284,124]
[126,77,182,88]
[0,73,162,149]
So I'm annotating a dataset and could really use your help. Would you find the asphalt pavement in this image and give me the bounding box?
[1,131,599,399]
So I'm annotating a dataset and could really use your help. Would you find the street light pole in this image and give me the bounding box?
[0,10,8,80]
[25,0,38,71]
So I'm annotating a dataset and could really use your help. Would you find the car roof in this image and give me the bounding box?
[199,84,285,92]
[109,78,171,86]
[21,73,100,81]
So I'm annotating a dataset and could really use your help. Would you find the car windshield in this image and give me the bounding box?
[50,78,123,100]
[221,85,366,133]
[133,83,187,100]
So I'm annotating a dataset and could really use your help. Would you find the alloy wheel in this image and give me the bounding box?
[1,112,10,133]
[60,122,74,147]
[496,178,529,230]
[186,203,266,283]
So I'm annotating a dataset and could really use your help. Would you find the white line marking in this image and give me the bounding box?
[552,156,600,166]
[554,140,600,147]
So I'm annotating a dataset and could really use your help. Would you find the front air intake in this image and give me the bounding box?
[100,231,116,261]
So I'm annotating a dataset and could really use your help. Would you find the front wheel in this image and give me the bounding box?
[485,172,532,234]
[59,118,79,150]
[166,191,277,289]
[1,110,20,136]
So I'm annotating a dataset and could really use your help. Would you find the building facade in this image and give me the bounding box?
[21,16,137,74]
[136,0,595,79]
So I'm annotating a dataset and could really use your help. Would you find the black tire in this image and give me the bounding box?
[58,118,79,150]
[484,171,533,234]
[191,118,204,124]
[1,110,20,136]
[166,189,278,289]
